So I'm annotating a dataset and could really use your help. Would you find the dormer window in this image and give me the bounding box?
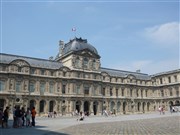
[41,69,45,75]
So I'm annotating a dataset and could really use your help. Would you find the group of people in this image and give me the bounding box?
[0,106,36,128]
[158,106,165,115]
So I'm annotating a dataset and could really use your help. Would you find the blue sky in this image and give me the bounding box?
[0,0,179,74]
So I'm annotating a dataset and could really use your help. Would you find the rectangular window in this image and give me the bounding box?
[174,75,177,82]
[122,88,124,96]
[168,77,171,83]
[84,86,89,95]
[30,69,35,74]
[62,84,66,94]
[16,81,21,92]
[49,83,54,93]
[116,88,118,96]
[29,82,35,92]
[160,78,163,84]
[76,85,80,94]
[102,88,105,96]
[40,83,45,95]
[110,88,113,96]
[41,70,45,75]
[0,80,5,91]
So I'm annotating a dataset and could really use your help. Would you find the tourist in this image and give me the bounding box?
[77,111,84,121]
[0,108,3,128]
[3,106,10,128]
[158,106,162,115]
[25,108,31,127]
[21,107,25,126]
[13,106,18,128]
[31,107,36,127]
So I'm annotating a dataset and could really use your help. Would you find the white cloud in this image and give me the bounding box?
[110,59,179,75]
[144,22,179,46]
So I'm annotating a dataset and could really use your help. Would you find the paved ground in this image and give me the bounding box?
[0,112,179,135]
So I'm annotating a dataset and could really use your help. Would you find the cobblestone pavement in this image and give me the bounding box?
[59,116,180,135]
[0,112,179,135]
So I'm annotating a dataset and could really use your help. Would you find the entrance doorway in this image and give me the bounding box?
[84,101,89,115]
[123,102,126,114]
[93,101,98,115]
[75,101,81,113]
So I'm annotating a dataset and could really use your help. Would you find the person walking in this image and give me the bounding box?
[25,108,31,127]
[3,106,10,128]
[31,107,36,127]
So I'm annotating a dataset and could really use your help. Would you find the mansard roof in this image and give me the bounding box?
[100,67,151,80]
[0,53,62,69]
[56,37,100,59]
[151,69,180,77]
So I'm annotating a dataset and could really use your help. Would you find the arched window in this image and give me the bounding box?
[169,88,173,96]
[161,90,164,97]
[117,101,121,112]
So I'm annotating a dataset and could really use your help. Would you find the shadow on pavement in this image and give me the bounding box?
[0,120,70,135]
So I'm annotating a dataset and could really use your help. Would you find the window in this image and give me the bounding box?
[41,70,45,75]
[145,90,148,97]
[76,85,80,94]
[63,72,66,77]
[176,87,179,97]
[75,57,80,68]
[49,83,54,93]
[0,80,5,91]
[160,78,163,84]
[29,82,35,92]
[84,86,89,95]
[16,81,21,92]
[168,76,171,83]
[18,67,22,72]
[102,88,105,96]
[161,90,164,97]
[174,75,177,82]
[92,59,96,69]
[136,90,139,97]
[141,89,143,97]
[110,88,113,96]
[30,69,35,74]
[122,88,124,96]
[83,58,88,68]
[116,88,118,96]
[103,76,105,80]
[50,71,54,76]
[40,82,45,95]
[130,89,133,97]
[62,84,66,94]
[169,88,173,96]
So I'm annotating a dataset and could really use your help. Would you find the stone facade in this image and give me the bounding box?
[0,37,179,116]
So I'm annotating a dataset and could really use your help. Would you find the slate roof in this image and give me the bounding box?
[100,67,151,80]
[0,53,62,69]
[56,37,100,59]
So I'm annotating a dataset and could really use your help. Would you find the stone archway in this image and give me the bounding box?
[93,101,98,115]
[40,100,46,113]
[110,101,115,112]
[75,100,81,113]
[137,102,141,112]
[123,102,126,114]
[142,102,146,113]
[175,100,180,105]
[147,102,150,111]
[29,100,36,110]
[49,100,55,112]
[84,101,90,114]
[169,101,173,106]
[117,101,121,113]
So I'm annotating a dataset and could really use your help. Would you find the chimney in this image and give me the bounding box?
[59,40,64,57]
[136,69,141,73]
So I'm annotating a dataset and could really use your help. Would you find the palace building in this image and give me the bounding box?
[0,37,179,116]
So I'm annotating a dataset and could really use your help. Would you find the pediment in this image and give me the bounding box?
[10,59,30,67]
[75,49,100,58]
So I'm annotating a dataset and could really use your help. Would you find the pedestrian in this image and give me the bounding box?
[77,111,84,121]
[170,105,173,114]
[21,107,25,126]
[158,106,162,115]
[13,106,18,128]
[3,106,10,128]
[0,108,4,128]
[31,107,36,127]
[25,108,31,127]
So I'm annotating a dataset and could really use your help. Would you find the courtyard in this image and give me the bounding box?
[0,112,179,135]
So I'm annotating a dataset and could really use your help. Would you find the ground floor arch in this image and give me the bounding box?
[49,100,55,112]
[84,101,90,114]
[40,100,46,113]
[0,99,5,109]
[123,102,126,114]
[75,100,81,113]
[93,101,98,115]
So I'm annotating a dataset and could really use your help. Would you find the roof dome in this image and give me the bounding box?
[63,37,99,56]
